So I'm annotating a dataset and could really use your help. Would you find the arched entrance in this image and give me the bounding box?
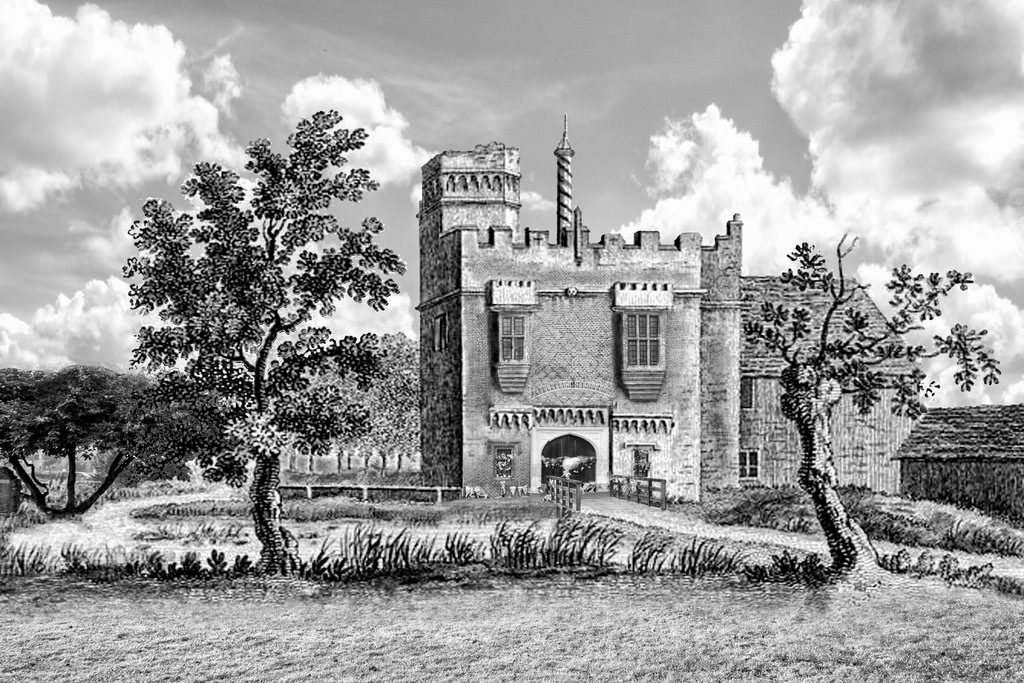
[541,434,597,485]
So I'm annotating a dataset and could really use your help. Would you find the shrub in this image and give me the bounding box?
[743,550,833,586]
[132,521,247,544]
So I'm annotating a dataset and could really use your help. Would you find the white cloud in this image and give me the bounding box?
[520,191,555,215]
[314,292,417,341]
[0,277,417,371]
[281,75,432,186]
[771,0,1024,280]
[0,0,243,213]
[0,278,140,369]
[203,54,242,117]
[620,105,842,275]
[620,0,1024,407]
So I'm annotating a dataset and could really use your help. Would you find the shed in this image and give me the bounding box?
[894,404,1024,518]
[0,467,24,514]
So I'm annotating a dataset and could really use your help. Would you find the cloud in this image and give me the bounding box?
[0,0,243,213]
[0,277,417,371]
[281,75,432,186]
[620,0,1024,407]
[771,0,1024,279]
[0,278,140,370]
[314,293,417,341]
[67,207,136,273]
[857,262,1024,406]
[520,191,556,215]
[620,105,842,275]
[203,54,242,117]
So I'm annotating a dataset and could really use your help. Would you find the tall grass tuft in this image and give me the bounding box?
[443,532,483,565]
[0,543,59,576]
[489,521,547,570]
[628,532,742,576]
[543,517,623,568]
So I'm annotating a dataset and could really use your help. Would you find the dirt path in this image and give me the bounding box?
[581,495,1024,579]
[8,487,238,555]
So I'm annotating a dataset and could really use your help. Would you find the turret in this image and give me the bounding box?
[419,142,521,240]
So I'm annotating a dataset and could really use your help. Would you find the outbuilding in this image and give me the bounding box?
[894,404,1024,518]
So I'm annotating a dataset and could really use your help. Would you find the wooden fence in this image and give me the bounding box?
[547,477,582,517]
[279,483,460,504]
[284,448,421,476]
[610,475,667,510]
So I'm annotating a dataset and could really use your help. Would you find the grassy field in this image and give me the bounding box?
[1,574,1023,682]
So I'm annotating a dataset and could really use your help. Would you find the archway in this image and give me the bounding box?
[541,434,597,485]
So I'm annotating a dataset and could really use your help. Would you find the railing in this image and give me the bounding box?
[547,477,583,518]
[278,483,461,504]
[610,475,667,510]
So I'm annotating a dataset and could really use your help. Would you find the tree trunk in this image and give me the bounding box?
[782,371,879,576]
[65,448,77,513]
[250,450,299,574]
[6,453,51,513]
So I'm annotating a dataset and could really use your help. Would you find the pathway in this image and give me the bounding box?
[580,493,1024,579]
[8,487,237,555]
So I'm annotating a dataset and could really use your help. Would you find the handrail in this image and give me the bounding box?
[609,474,667,510]
[547,476,583,517]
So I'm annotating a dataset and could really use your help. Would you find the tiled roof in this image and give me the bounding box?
[740,276,915,376]
[894,405,1024,460]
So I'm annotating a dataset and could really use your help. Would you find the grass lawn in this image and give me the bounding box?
[1,574,1023,682]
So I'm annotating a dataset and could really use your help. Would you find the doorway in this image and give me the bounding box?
[541,434,597,485]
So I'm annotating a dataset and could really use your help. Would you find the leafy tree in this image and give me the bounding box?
[0,366,155,515]
[302,332,418,472]
[125,110,406,573]
[744,236,1000,576]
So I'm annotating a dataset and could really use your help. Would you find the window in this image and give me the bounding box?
[632,448,651,478]
[494,446,514,479]
[624,313,660,367]
[499,315,525,361]
[433,313,448,352]
[739,450,759,479]
[740,377,754,410]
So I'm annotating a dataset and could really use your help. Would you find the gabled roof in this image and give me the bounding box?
[740,276,915,377]
[894,405,1024,460]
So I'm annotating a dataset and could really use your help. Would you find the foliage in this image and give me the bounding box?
[742,550,833,586]
[124,110,407,571]
[0,366,195,515]
[308,332,419,456]
[744,237,1000,419]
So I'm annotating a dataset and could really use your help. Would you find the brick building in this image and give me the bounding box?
[417,125,910,499]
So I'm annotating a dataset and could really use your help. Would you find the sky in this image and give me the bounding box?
[1,0,1023,407]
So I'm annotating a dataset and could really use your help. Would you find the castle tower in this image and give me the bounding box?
[417,143,522,486]
[554,115,575,249]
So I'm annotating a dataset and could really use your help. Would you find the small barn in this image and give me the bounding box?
[894,404,1024,518]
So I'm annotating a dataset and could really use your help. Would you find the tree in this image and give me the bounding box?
[744,236,1000,576]
[125,110,406,573]
[304,332,418,472]
[0,366,153,515]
